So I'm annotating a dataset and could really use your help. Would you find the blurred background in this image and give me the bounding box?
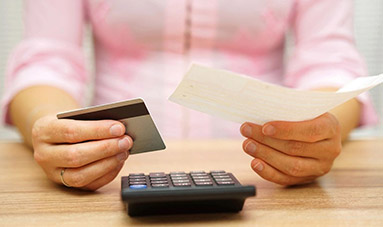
[1,0,382,141]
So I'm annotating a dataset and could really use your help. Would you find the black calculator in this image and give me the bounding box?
[121,171,256,216]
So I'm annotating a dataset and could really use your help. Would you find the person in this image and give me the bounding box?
[1,0,377,190]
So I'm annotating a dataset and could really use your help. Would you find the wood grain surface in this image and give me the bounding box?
[0,139,382,226]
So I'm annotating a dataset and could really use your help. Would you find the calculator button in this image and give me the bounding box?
[150,180,168,184]
[194,181,213,185]
[128,175,146,179]
[212,175,231,179]
[210,170,226,174]
[129,184,147,189]
[170,172,187,175]
[129,173,145,176]
[195,181,213,186]
[170,174,187,178]
[191,173,208,177]
[214,177,233,181]
[129,178,147,182]
[173,182,192,187]
[171,176,188,180]
[193,178,212,182]
[170,171,186,175]
[151,183,169,188]
[191,171,207,174]
[172,180,191,184]
[149,172,166,178]
[151,180,168,184]
[216,181,235,185]
[129,181,147,185]
[190,171,206,174]
[191,176,210,180]
[211,172,228,176]
[150,177,167,181]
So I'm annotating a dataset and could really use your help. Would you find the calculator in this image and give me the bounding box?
[121,171,256,216]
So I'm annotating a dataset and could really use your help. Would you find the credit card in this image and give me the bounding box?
[57,98,166,154]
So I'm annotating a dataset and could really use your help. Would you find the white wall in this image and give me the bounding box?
[353,0,383,137]
[0,0,23,140]
[0,0,382,140]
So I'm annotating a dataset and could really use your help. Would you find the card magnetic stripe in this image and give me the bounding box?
[57,102,149,120]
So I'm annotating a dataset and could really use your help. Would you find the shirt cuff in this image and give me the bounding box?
[1,65,86,126]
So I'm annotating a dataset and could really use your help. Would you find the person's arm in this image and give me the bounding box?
[2,0,89,141]
[10,85,79,148]
[239,0,372,186]
[331,98,361,142]
[285,0,377,126]
[3,1,132,191]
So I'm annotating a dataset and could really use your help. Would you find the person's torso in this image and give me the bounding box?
[84,0,295,138]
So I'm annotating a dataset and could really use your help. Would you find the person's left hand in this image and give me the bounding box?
[240,113,342,186]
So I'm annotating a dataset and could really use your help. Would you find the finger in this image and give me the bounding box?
[250,158,316,186]
[240,123,318,158]
[240,122,264,140]
[241,125,339,159]
[56,151,129,188]
[241,122,341,160]
[243,139,328,177]
[36,117,126,143]
[82,163,124,191]
[269,138,341,160]
[261,113,340,142]
[36,136,133,168]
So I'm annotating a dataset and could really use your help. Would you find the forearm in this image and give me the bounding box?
[9,85,80,148]
[329,98,361,142]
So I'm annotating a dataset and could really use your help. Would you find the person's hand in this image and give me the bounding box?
[32,115,132,190]
[240,113,342,186]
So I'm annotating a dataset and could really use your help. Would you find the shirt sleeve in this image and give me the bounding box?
[285,0,378,126]
[1,0,88,125]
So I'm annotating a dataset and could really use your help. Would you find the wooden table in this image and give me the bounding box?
[0,139,382,226]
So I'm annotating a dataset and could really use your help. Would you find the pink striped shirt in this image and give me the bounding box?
[2,0,378,139]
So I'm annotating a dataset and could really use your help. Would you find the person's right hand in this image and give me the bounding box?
[32,115,133,191]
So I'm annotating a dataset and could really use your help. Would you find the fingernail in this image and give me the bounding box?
[116,151,128,161]
[241,124,252,137]
[252,161,264,171]
[118,137,131,151]
[262,125,275,136]
[110,124,124,136]
[245,142,256,154]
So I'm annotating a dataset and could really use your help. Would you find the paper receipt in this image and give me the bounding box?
[169,64,383,125]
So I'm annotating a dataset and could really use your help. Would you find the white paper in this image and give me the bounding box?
[169,64,383,124]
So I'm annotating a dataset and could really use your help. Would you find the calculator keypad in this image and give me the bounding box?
[191,172,213,186]
[127,173,147,189]
[149,172,169,188]
[170,171,192,187]
[126,171,237,189]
